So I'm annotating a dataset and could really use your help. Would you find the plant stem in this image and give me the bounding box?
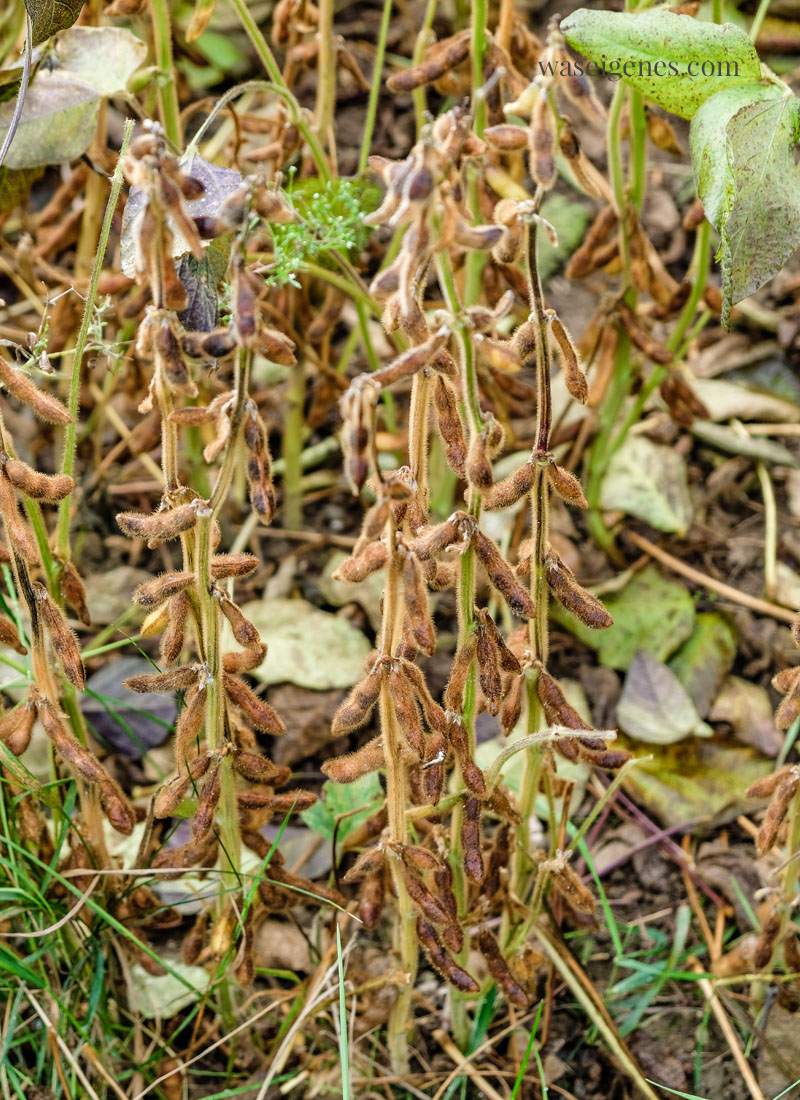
[57,121,134,561]
[412,0,438,136]
[149,0,182,149]
[358,0,393,173]
[315,0,336,158]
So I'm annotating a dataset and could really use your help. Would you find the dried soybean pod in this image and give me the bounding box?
[223,643,267,673]
[547,462,588,508]
[466,431,494,490]
[546,853,596,916]
[547,311,587,403]
[33,583,84,689]
[536,669,589,732]
[175,686,207,765]
[0,473,39,564]
[219,598,262,649]
[3,459,73,502]
[223,673,286,734]
[390,667,425,756]
[476,611,502,716]
[331,667,382,735]
[116,503,199,547]
[59,561,90,626]
[0,614,25,654]
[244,408,276,523]
[154,753,211,818]
[544,549,613,628]
[433,858,458,920]
[500,674,523,735]
[386,30,470,92]
[358,869,386,929]
[232,751,290,785]
[481,612,521,675]
[133,571,194,606]
[530,92,557,189]
[124,666,198,693]
[161,591,190,665]
[433,376,466,478]
[392,842,442,873]
[448,718,486,795]
[423,729,447,803]
[333,540,388,582]
[477,930,529,1007]
[461,795,485,884]
[401,864,460,933]
[210,553,259,579]
[409,515,460,561]
[746,768,791,800]
[342,846,386,884]
[0,700,35,755]
[417,917,479,993]
[443,636,477,714]
[402,552,435,656]
[484,460,535,511]
[484,124,529,151]
[191,759,222,839]
[617,304,672,364]
[399,660,447,733]
[0,357,72,424]
[484,821,512,899]
[473,529,536,619]
[757,772,799,854]
[322,736,385,782]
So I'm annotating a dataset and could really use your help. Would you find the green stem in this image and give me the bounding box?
[282,356,305,530]
[629,91,647,212]
[358,0,393,174]
[56,121,134,560]
[315,0,336,154]
[607,83,631,289]
[412,0,438,136]
[149,0,182,148]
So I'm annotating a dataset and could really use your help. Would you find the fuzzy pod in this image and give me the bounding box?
[433,376,467,479]
[210,553,259,580]
[746,767,792,801]
[536,669,589,734]
[333,540,388,584]
[373,330,449,388]
[617,304,672,365]
[399,660,447,733]
[244,411,276,524]
[223,673,286,735]
[258,326,296,366]
[757,772,799,854]
[357,869,386,929]
[154,753,212,818]
[547,462,588,508]
[0,474,39,564]
[775,669,800,731]
[401,864,461,939]
[482,612,521,675]
[37,696,135,834]
[546,855,596,916]
[423,729,447,804]
[223,643,268,674]
[416,917,479,993]
[484,124,529,151]
[544,550,612,629]
[530,92,557,189]
[476,930,529,1007]
[191,759,222,839]
[432,857,458,921]
[155,316,195,395]
[386,29,470,91]
[0,700,35,755]
[181,910,209,966]
[484,821,513,900]
[389,668,426,757]
[0,614,26,655]
[232,750,290,785]
[476,614,502,716]
[443,636,477,714]
[576,743,631,770]
[473,530,536,619]
[133,571,195,607]
[409,515,461,561]
[0,358,72,424]
[124,666,198,694]
[448,717,487,796]
[546,311,587,404]
[174,686,207,766]
[484,460,535,511]
[2,459,73,503]
[116,503,200,547]
[402,552,435,656]
[500,674,524,736]
[219,598,262,649]
[466,431,494,491]
[331,667,382,735]
[391,842,442,873]
[58,560,90,626]
[161,591,191,665]
[343,846,386,884]
[33,583,84,689]
[322,736,386,784]
[461,795,485,884]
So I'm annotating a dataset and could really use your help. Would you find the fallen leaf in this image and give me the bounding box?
[552,565,696,671]
[252,919,312,973]
[617,650,712,744]
[268,683,346,767]
[708,675,783,756]
[668,612,737,717]
[81,657,176,760]
[691,420,798,466]
[129,961,209,1019]
[599,435,693,534]
[239,597,372,689]
[692,377,800,423]
[53,26,147,97]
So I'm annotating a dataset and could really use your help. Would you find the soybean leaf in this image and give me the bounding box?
[617,650,711,745]
[599,435,693,535]
[52,25,147,96]
[25,0,83,47]
[559,9,761,119]
[301,773,384,841]
[0,165,42,212]
[691,84,800,326]
[668,613,737,717]
[0,71,98,170]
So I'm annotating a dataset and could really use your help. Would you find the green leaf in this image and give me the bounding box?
[551,565,695,671]
[559,9,761,119]
[691,84,800,325]
[301,773,384,841]
[0,164,42,212]
[668,612,736,717]
[25,0,83,47]
[599,435,693,534]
